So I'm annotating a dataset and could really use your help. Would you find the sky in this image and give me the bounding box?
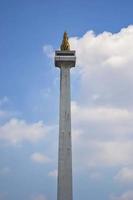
[0,0,133,200]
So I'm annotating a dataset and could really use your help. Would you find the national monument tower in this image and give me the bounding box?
[55,32,76,200]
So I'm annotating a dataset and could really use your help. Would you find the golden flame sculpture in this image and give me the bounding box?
[60,32,70,51]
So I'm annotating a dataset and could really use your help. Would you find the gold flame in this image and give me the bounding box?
[60,32,70,51]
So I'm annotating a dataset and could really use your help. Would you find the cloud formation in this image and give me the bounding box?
[69,25,133,198]
[31,153,51,164]
[111,191,133,200]
[70,25,133,108]
[114,167,133,184]
[48,169,57,178]
[0,118,51,144]
[31,194,47,200]
[71,101,133,167]
[67,26,133,169]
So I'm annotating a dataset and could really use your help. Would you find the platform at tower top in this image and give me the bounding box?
[55,50,76,68]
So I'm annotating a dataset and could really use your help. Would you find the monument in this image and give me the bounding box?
[55,32,76,200]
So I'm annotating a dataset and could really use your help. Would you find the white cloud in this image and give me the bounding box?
[69,25,133,169]
[48,169,57,178]
[111,191,133,200]
[92,141,133,167]
[74,140,133,168]
[70,25,133,71]
[0,118,52,144]
[43,45,54,58]
[31,194,47,200]
[69,25,133,108]
[72,101,133,124]
[71,101,133,167]
[31,153,51,164]
[114,167,133,184]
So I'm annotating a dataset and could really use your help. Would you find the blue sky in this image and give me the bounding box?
[0,0,133,200]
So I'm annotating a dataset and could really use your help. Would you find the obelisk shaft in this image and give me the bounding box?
[57,66,72,200]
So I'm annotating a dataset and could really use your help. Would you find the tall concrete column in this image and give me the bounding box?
[58,66,72,200]
[55,32,76,200]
